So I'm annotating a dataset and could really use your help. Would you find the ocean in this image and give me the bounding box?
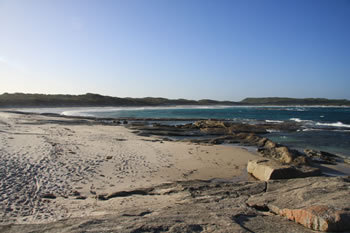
[20,106,350,157]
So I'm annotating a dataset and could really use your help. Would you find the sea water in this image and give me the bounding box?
[21,106,350,157]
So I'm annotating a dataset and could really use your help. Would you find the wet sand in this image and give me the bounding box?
[0,112,261,224]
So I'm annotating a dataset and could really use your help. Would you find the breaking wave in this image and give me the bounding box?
[315,121,350,128]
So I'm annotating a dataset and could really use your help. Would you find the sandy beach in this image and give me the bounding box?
[0,111,261,225]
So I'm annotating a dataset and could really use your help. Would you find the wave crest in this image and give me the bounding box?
[315,121,350,128]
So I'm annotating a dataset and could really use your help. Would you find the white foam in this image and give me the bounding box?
[266,129,281,133]
[315,121,350,128]
[289,118,315,123]
[302,128,322,132]
[59,105,236,117]
[265,120,284,123]
[289,118,307,122]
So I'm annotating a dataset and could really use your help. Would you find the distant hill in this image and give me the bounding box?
[241,97,350,106]
[0,93,349,107]
[0,93,239,107]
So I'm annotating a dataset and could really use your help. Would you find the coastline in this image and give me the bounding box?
[0,111,261,225]
[1,110,350,232]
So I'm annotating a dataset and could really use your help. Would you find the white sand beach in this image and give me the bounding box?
[0,112,261,224]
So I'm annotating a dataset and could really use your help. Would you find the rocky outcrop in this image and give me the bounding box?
[247,176,350,232]
[192,119,302,133]
[304,149,339,165]
[193,120,228,128]
[0,180,317,233]
[3,177,349,232]
[130,120,328,168]
[199,127,228,135]
[247,159,321,181]
[193,120,268,134]
[258,140,307,165]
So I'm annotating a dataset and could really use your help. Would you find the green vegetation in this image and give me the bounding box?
[0,93,349,107]
[241,97,350,106]
[0,93,238,107]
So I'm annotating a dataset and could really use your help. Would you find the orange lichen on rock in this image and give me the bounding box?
[279,205,350,232]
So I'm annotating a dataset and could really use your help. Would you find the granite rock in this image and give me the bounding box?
[247,176,350,232]
[247,159,320,181]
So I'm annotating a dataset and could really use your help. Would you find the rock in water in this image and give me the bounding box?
[247,176,350,232]
[304,149,338,165]
[258,141,307,165]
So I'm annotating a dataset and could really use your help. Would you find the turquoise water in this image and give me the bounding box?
[62,106,350,125]
[22,106,350,157]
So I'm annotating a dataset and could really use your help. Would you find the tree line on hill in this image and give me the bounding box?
[0,93,349,107]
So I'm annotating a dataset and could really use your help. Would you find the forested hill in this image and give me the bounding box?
[241,97,350,106]
[0,93,239,107]
[0,93,349,107]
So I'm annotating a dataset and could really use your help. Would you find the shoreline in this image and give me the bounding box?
[0,111,262,225]
[1,111,350,232]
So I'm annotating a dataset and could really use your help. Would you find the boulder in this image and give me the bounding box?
[247,159,320,181]
[264,140,277,149]
[274,146,294,164]
[247,176,350,232]
[256,137,268,147]
[259,142,307,165]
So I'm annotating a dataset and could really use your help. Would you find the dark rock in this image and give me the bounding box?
[260,121,302,132]
[227,124,268,134]
[192,120,268,134]
[97,193,108,200]
[72,190,80,196]
[41,193,56,199]
[200,127,228,135]
[304,149,338,165]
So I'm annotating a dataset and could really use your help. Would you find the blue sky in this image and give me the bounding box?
[1,0,349,101]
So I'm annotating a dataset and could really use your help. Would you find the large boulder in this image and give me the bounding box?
[247,176,350,232]
[247,159,320,181]
[258,140,307,165]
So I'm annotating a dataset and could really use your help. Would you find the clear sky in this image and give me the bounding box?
[1,0,349,101]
